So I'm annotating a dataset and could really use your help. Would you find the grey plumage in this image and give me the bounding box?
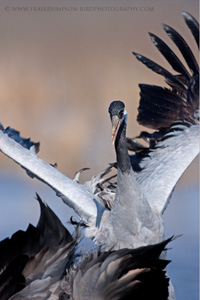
[0,11,198,299]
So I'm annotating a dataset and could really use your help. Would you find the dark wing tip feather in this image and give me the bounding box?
[148,32,191,81]
[182,11,199,47]
[133,52,186,90]
[162,23,199,75]
[134,13,199,130]
[132,51,143,61]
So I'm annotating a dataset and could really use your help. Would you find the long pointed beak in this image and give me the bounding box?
[111,116,121,145]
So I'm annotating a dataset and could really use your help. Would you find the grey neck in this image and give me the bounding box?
[108,118,157,248]
[115,120,132,173]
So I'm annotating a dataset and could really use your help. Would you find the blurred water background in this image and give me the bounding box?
[0,0,199,299]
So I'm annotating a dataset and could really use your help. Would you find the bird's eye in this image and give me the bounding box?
[120,109,124,117]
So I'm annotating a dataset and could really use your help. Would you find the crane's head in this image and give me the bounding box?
[108,101,128,144]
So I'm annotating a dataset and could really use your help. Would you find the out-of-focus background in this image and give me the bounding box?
[0,0,199,299]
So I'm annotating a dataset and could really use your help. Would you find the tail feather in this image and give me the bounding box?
[0,195,76,300]
[66,237,174,300]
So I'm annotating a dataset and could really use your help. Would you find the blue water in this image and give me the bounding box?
[0,171,198,300]
[163,185,199,300]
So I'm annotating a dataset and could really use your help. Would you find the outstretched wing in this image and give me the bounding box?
[0,125,105,226]
[135,123,199,214]
[131,12,199,214]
